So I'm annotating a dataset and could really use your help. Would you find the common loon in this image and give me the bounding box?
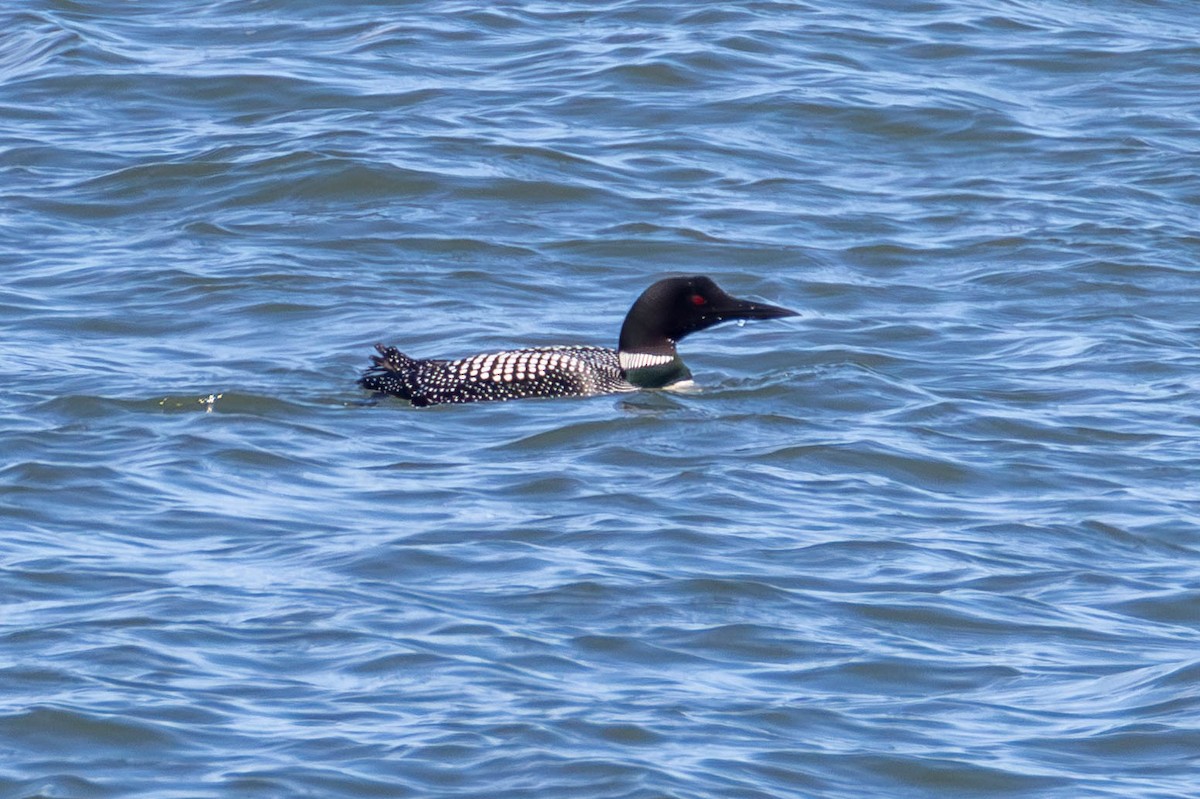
[360,275,796,406]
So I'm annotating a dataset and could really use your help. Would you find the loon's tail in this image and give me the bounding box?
[359,343,418,398]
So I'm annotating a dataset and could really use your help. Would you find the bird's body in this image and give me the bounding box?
[360,275,795,407]
[362,344,634,406]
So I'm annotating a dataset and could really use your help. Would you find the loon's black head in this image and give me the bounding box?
[619,275,797,350]
[617,275,797,387]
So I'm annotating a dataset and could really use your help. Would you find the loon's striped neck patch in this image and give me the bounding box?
[619,351,675,371]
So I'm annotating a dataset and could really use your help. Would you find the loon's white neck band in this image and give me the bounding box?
[619,351,676,371]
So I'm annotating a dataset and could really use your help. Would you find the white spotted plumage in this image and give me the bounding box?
[362,344,638,406]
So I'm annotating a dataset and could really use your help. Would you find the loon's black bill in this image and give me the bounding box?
[717,298,799,321]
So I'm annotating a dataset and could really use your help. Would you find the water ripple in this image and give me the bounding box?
[3,1,1200,797]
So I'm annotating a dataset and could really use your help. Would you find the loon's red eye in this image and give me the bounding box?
[690,294,707,306]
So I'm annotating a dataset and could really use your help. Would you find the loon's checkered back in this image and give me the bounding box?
[360,344,634,406]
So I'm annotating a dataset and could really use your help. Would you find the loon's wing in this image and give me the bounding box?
[360,344,635,406]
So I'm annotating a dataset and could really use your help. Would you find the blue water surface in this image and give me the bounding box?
[2,1,1199,797]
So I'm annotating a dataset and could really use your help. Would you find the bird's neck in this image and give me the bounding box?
[617,345,690,388]
[618,302,691,388]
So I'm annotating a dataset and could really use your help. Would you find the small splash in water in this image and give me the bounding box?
[157,393,224,412]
